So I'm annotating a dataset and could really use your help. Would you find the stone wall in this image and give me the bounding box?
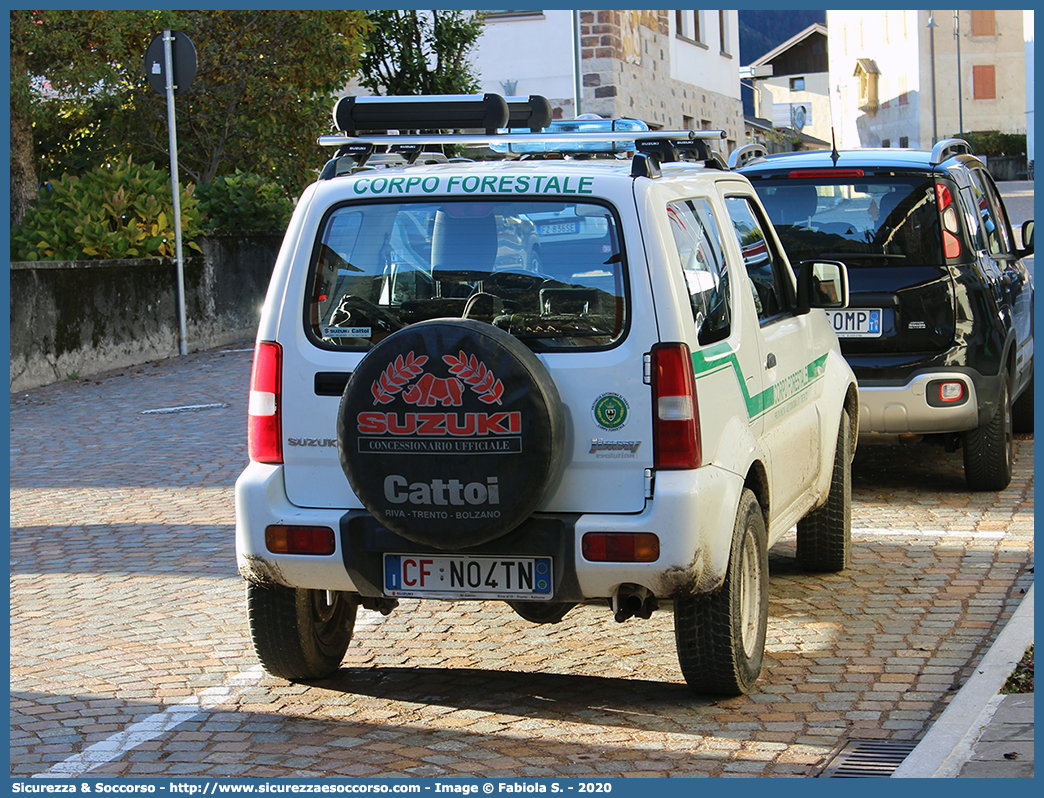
[980,155,1030,181]
[9,231,282,392]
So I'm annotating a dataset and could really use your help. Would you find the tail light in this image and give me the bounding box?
[266,525,336,556]
[927,378,969,407]
[651,342,701,469]
[936,182,962,259]
[582,532,660,562]
[248,341,283,464]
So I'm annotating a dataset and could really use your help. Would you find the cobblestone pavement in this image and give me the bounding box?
[9,346,1034,779]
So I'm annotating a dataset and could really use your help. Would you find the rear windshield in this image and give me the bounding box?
[752,176,944,265]
[307,199,626,350]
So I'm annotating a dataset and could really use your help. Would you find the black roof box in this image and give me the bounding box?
[333,94,552,136]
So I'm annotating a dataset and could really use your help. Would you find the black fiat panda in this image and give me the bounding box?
[738,139,1033,490]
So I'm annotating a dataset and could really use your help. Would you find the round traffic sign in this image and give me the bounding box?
[144,31,197,96]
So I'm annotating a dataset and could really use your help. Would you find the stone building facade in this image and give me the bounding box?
[476,9,744,155]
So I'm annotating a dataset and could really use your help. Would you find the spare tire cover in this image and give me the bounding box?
[338,319,566,548]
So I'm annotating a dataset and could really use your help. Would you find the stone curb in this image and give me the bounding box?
[892,583,1035,778]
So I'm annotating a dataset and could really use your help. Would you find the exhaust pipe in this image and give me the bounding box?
[612,584,657,622]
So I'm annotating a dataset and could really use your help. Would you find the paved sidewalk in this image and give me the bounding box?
[958,693,1034,777]
[893,583,1034,778]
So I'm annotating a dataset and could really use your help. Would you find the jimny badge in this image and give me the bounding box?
[592,392,629,431]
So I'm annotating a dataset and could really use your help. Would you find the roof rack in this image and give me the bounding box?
[727,142,768,170]
[319,94,727,179]
[930,138,973,165]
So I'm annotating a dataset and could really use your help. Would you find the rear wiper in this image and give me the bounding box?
[514,326,612,340]
[499,315,612,339]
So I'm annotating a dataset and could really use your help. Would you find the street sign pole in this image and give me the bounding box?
[163,29,189,356]
[146,29,196,356]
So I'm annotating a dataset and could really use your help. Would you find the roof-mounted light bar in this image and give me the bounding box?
[319,128,727,150]
[490,117,651,155]
[332,93,552,136]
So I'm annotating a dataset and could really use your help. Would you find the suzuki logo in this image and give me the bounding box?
[403,373,465,407]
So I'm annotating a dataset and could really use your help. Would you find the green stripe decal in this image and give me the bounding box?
[690,345,828,423]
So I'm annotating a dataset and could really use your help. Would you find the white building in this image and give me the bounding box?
[1025,10,1034,167]
[828,10,1028,149]
[747,23,832,146]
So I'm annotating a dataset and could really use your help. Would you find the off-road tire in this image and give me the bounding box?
[796,410,852,572]
[963,375,1013,491]
[246,583,357,681]
[674,489,768,696]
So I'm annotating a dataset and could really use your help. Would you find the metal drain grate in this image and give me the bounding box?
[818,739,919,778]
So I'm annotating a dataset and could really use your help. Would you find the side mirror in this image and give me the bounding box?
[1020,219,1034,256]
[797,260,849,314]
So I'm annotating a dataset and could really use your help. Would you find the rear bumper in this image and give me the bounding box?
[856,370,983,436]
[235,461,745,601]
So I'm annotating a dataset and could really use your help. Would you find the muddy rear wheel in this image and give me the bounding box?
[246,583,357,681]
[674,489,768,696]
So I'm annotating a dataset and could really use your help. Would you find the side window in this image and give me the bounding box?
[957,187,985,252]
[724,196,790,321]
[980,172,1014,255]
[968,169,1011,256]
[667,199,731,344]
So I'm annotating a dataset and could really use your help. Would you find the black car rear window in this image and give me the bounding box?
[306,199,627,351]
[752,176,944,265]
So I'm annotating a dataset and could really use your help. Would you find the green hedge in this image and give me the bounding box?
[196,170,293,232]
[11,157,202,262]
[960,131,1027,158]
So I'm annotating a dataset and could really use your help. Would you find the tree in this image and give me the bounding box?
[358,10,484,96]
[126,11,370,189]
[11,9,370,226]
[10,9,167,226]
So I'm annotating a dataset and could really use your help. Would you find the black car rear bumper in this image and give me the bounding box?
[852,365,1005,436]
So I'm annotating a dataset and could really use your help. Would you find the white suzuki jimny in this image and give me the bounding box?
[235,95,859,696]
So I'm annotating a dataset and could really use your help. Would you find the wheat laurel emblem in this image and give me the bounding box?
[370,352,428,404]
[443,351,504,405]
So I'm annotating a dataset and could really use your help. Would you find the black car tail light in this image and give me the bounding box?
[927,379,969,407]
[788,168,865,179]
[935,182,962,259]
